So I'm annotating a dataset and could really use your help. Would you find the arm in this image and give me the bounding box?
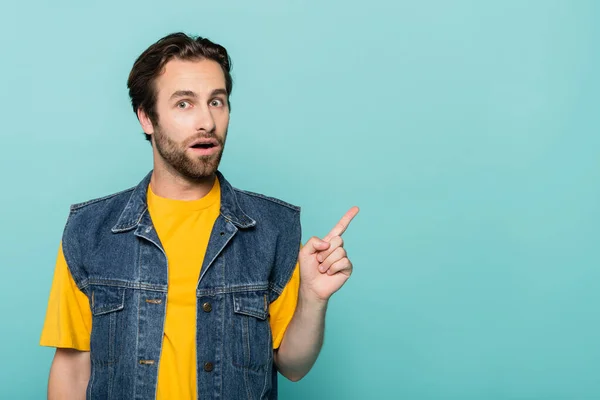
[274,291,327,381]
[48,348,90,400]
[275,207,359,381]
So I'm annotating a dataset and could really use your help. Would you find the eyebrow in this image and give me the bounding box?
[210,88,228,97]
[170,88,228,100]
[170,90,197,100]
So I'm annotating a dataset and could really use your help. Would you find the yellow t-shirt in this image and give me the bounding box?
[40,178,300,399]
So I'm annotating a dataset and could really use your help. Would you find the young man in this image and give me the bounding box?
[40,32,358,400]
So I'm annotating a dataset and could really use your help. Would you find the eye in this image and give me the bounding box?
[176,101,191,109]
[210,98,224,107]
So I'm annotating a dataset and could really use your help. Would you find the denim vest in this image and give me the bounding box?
[61,171,301,400]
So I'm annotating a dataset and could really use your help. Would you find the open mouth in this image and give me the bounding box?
[189,138,219,150]
[191,143,216,149]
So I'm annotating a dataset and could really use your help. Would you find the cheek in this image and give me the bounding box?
[170,110,197,128]
[217,112,230,129]
[161,111,198,138]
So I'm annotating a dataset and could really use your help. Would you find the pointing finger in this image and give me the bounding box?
[324,206,359,242]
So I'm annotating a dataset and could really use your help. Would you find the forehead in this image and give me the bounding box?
[154,58,226,97]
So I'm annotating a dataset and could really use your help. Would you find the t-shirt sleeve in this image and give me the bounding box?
[269,261,300,349]
[40,243,92,350]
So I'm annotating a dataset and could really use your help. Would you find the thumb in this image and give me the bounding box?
[301,236,330,256]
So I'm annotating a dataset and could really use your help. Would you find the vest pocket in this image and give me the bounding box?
[90,285,126,364]
[232,291,272,371]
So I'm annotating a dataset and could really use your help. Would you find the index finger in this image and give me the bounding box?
[323,206,360,242]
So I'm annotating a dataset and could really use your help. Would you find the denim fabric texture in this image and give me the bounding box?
[61,170,301,400]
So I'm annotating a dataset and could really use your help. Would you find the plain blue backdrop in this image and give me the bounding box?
[1,0,599,398]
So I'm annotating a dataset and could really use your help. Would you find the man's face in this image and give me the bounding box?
[143,58,230,181]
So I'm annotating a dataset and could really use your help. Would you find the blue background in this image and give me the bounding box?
[1,0,599,398]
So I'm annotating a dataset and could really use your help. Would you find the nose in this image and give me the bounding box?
[195,104,216,132]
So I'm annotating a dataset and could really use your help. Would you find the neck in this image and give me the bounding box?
[150,161,216,201]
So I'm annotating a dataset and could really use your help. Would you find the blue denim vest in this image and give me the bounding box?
[61,171,301,400]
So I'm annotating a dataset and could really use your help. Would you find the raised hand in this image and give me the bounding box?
[298,207,359,302]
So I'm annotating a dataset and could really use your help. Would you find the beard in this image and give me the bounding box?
[153,126,226,182]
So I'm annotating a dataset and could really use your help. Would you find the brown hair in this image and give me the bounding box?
[127,32,233,141]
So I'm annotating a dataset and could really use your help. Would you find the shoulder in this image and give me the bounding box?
[69,186,136,213]
[64,184,138,238]
[233,188,300,213]
[232,187,301,228]
[219,181,302,243]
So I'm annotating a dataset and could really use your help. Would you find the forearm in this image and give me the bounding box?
[48,348,90,400]
[274,290,328,381]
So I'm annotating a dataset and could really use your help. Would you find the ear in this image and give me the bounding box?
[137,108,155,136]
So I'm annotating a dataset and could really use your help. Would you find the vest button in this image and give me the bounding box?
[202,302,212,312]
[204,362,214,372]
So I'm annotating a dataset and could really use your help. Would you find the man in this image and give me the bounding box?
[40,32,358,400]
